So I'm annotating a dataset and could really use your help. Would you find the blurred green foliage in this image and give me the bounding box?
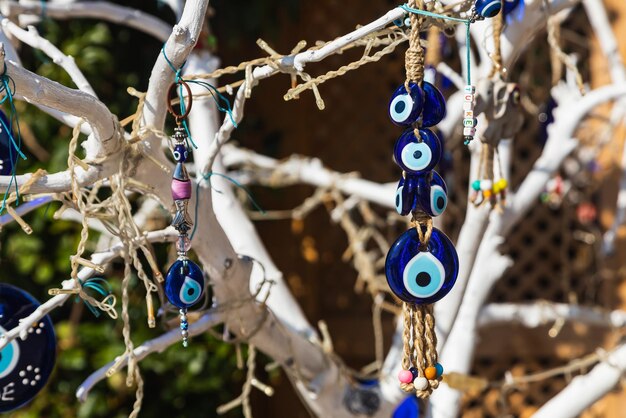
[0,1,300,417]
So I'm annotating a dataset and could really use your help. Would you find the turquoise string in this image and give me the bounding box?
[77,277,114,318]
[0,64,27,215]
[161,45,237,138]
[190,172,266,240]
[399,3,472,85]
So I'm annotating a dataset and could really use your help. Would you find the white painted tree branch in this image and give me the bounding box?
[532,343,626,418]
[1,18,96,96]
[221,144,396,209]
[478,302,626,329]
[0,0,171,42]
[76,310,224,402]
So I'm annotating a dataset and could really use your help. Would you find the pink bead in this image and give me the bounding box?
[172,179,191,200]
[398,370,413,384]
[176,236,191,252]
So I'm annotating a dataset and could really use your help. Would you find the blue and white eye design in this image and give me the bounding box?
[388,83,424,127]
[475,0,502,17]
[395,184,404,215]
[165,259,205,309]
[403,252,445,299]
[385,227,458,304]
[173,144,188,163]
[179,276,203,305]
[416,171,448,217]
[0,326,19,379]
[393,129,442,174]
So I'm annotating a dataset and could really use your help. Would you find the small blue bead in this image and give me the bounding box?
[173,144,188,163]
[409,367,419,380]
[180,321,188,330]
[435,363,444,377]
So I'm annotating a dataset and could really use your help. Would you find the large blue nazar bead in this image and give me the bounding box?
[385,227,458,304]
[0,283,56,413]
[416,170,448,217]
[420,82,447,127]
[395,174,419,216]
[172,144,188,163]
[475,0,502,18]
[388,83,424,127]
[165,258,205,308]
[393,128,442,173]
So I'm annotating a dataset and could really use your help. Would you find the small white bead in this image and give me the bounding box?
[463,118,475,127]
[464,85,476,94]
[463,101,474,111]
[481,180,493,190]
[413,377,429,390]
[464,110,474,118]
[463,93,475,102]
[463,127,476,136]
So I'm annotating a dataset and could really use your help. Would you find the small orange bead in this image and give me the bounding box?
[424,366,437,380]
[483,189,493,198]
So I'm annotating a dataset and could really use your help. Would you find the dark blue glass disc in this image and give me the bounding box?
[388,83,424,127]
[475,0,502,17]
[393,395,420,418]
[393,128,442,174]
[0,110,16,176]
[165,259,205,309]
[385,227,458,304]
[421,82,447,127]
[395,174,418,216]
[416,170,448,217]
[0,283,56,412]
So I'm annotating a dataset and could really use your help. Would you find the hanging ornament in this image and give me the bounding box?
[0,110,16,176]
[385,1,461,399]
[0,283,56,412]
[165,80,206,347]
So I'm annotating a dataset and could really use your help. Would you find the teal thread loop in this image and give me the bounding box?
[190,172,266,240]
[0,63,27,215]
[77,277,114,318]
[399,3,473,85]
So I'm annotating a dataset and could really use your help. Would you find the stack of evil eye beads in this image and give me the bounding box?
[165,126,205,347]
[386,81,459,386]
[462,85,477,145]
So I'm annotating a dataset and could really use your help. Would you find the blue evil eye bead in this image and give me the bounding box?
[395,175,418,216]
[416,171,448,217]
[0,283,56,413]
[385,227,459,304]
[393,129,442,174]
[420,82,447,127]
[388,83,424,127]
[475,0,502,17]
[172,144,188,163]
[503,0,521,15]
[0,110,16,176]
[165,258,205,309]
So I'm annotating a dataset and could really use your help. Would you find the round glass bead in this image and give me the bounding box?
[0,284,56,412]
[388,83,424,127]
[393,129,442,174]
[435,363,444,377]
[176,235,192,253]
[395,174,418,216]
[475,0,502,18]
[165,258,205,309]
[173,144,188,163]
[416,170,448,217]
[420,82,447,127]
[385,227,459,304]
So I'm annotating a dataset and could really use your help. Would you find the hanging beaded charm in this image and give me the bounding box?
[165,81,205,347]
[386,1,458,399]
